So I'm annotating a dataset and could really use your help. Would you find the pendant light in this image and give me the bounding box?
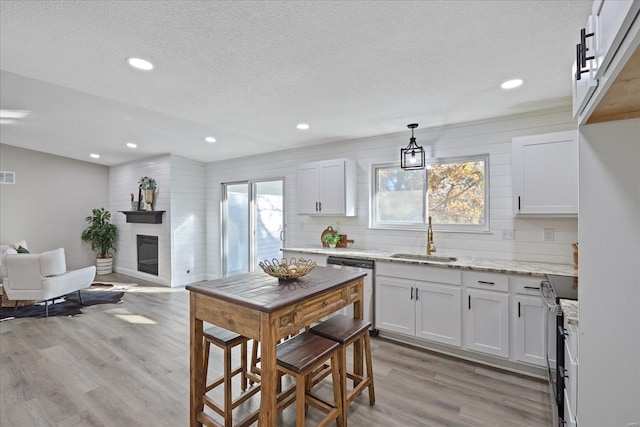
[400,123,425,170]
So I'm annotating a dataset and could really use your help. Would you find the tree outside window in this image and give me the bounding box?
[371,155,488,231]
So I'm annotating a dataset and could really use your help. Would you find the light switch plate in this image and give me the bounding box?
[544,229,554,241]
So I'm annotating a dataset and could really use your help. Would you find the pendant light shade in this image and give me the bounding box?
[401,123,425,170]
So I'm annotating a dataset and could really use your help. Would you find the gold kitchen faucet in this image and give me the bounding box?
[427,216,436,255]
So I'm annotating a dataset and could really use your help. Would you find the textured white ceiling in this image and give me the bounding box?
[0,1,591,166]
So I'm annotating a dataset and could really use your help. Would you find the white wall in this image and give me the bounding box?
[170,155,206,286]
[108,154,206,287]
[578,118,640,426]
[0,144,109,269]
[109,155,172,286]
[205,108,579,279]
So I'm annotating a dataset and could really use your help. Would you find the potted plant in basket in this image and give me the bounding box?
[138,176,157,211]
[81,207,117,275]
[322,230,341,248]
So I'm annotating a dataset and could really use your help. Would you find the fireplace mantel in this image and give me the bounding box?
[119,211,165,224]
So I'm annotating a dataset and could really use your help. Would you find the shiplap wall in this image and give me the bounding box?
[109,155,172,286]
[205,108,578,279]
[169,155,206,286]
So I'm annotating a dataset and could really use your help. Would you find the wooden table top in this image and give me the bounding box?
[186,266,366,313]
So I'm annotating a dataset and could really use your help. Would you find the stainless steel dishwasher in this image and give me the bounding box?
[326,256,377,335]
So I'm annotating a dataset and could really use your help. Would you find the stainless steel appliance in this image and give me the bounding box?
[540,274,578,426]
[326,256,376,334]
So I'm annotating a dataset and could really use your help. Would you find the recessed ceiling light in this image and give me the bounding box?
[90,153,100,159]
[0,109,31,119]
[126,142,138,148]
[205,136,216,143]
[127,57,154,71]
[296,123,310,130]
[501,79,524,89]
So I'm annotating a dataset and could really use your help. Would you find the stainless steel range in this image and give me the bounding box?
[540,274,578,426]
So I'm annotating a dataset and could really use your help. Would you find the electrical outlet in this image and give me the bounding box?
[544,229,554,242]
[501,229,514,240]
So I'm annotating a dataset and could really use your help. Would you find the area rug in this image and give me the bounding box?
[91,281,137,290]
[0,289,124,321]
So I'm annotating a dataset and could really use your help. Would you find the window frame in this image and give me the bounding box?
[369,154,490,232]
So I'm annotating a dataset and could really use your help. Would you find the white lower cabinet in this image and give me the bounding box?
[376,276,415,336]
[463,288,510,358]
[376,262,554,371]
[564,316,579,426]
[513,294,546,367]
[415,282,462,346]
[376,262,462,347]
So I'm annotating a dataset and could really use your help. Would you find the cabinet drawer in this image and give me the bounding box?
[299,288,347,326]
[512,276,543,295]
[377,262,461,285]
[463,271,509,292]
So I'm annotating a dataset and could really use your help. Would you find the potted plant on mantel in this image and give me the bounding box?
[81,207,117,275]
[138,176,157,211]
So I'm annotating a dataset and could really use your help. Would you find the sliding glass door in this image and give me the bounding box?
[222,179,284,277]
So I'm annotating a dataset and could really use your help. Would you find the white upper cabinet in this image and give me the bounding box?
[297,159,357,216]
[572,15,599,118]
[592,0,640,79]
[512,130,579,216]
[572,0,640,123]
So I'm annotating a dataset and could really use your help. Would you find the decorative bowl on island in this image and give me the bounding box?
[259,257,317,280]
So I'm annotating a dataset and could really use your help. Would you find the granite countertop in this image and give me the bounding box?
[282,247,578,278]
[560,299,579,326]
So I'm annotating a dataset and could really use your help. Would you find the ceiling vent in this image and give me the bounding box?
[0,171,16,184]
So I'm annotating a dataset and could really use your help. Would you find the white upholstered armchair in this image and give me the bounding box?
[2,247,96,317]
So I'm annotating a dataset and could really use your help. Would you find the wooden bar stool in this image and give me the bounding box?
[309,315,375,425]
[276,332,343,427]
[201,325,260,427]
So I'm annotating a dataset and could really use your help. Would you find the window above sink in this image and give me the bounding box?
[370,154,489,232]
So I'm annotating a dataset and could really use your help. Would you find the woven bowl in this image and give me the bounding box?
[259,257,317,280]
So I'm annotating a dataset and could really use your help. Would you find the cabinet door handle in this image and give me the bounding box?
[524,286,540,290]
[518,301,521,318]
[318,201,322,211]
[478,280,495,285]
[468,295,471,309]
[415,288,419,301]
[576,43,583,81]
[410,287,414,300]
[580,28,595,67]
[518,196,521,211]
[315,202,318,211]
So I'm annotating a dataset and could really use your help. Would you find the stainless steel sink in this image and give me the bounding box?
[390,253,458,262]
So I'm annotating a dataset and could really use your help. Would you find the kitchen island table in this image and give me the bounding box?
[187,266,366,426]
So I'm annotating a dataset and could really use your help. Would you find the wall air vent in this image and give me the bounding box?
[0,171,16,184]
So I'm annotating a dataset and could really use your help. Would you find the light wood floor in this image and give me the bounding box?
[0,273,553,426]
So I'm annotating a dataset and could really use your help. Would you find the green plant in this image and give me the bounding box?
[138,176,157,190]
[322,230,341,244]
[81,208,117,258]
